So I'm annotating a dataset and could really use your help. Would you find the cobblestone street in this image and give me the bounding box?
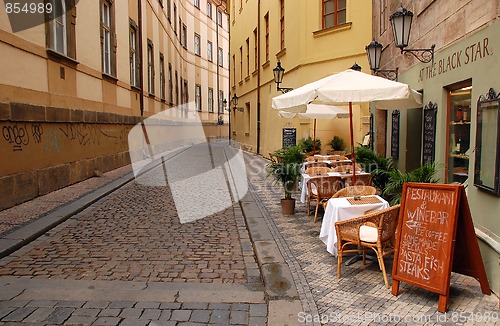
[0,143,499,325]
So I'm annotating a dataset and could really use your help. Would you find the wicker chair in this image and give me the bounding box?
[306,175,342,223]
[342,173,372,187]
[333,164,363,173]
[305,156,326,162]
[326,155,349,161]
[305,167,333,176]
[304,161,330,170]
[335,204,400,288]
[332,186,377,198]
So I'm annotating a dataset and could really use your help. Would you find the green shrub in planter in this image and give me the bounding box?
[267,145,305,199]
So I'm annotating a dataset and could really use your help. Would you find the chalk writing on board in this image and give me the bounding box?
[396,186,455,283]
[391,110,400,159]
[423,102,437,164]
[282,128,296,148]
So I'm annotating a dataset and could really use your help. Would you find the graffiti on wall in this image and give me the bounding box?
[1,122,127,152]
[2,123,43,151]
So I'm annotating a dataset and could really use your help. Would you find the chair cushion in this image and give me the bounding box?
[359,225,378,243]
[310,184,317,195]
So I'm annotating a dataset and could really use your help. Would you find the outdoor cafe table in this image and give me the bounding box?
[319,195,389,256]
[299,171,371,203]
[302,159,351,171]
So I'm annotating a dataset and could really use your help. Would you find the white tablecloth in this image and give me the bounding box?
[319,195,389,256]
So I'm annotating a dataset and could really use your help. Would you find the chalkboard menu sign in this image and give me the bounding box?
[423,102,437,164]
[392,183,491,312]
[391,110,400,159]
[282,128,296,147]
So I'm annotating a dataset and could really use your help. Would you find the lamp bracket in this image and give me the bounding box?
[277,87,293,94]
[373,68,399,81]
[400,44,435,64]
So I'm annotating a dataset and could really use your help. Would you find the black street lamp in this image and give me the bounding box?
[390,6,435,64]
[231,93,243,112]
[273,61,293,93]
[365,40,398,80]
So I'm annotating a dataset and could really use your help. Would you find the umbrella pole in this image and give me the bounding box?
[349,102,356,184]
[313,119,317,154]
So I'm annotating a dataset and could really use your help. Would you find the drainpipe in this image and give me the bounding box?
[138,0,144,116]
[256,0,261,155]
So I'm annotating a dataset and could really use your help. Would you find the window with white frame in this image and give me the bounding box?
[217,9,222,26]
[218,47,223,67]
[147,41,154,94]
[207,41,213,61]
[195,84,202,111]
[208,87,214,112]
[194,0,200,9]
[101,0,115,75]
[218,90,224,113]
[129,21,140,88]
[182,24,187,48]
[173,4,177,34]
[47,0,76,58]
[194,33,200,55]
[168,63,173,103]
[167,0,171,21]
[160,54,165,100]
[50,0,67,54]
[207,1,212,19]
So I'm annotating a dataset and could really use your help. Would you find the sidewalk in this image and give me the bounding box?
[0,147,499,325]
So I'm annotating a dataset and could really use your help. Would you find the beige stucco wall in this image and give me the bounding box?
[230,0,372,155]
[0,0,230,209]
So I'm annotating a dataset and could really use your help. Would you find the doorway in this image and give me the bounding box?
[446,80,472,184]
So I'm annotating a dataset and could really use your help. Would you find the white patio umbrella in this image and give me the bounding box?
[272,69,423,182]
[278,104,349,153]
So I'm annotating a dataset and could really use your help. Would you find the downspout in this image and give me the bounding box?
[256,0,261,155]
[138,0,144,116]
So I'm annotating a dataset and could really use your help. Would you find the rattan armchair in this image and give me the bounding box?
[332,186,377,198]
[341,173,372,187]
[306,175,342,223]
[333,164,363,173]
[304,161,330,170]
[334,204,400,288]
[305,167,333,176]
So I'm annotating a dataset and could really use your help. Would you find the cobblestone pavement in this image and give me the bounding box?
[0,145,499,325]
[244,153,500,325]
[0,143,267,325]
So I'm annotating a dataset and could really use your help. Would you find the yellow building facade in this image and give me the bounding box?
[371,0,500,298]
[229,0,373,156]
[0,0,229,210]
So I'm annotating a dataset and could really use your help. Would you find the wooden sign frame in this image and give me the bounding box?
[391,182,490,312]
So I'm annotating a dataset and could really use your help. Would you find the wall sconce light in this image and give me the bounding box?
[350,62,362,71]
[390,6,435,64]
[365,40,399,80]
[273,61,293,93]
[231,94,243,112]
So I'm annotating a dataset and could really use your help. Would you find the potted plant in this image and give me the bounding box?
[267,145,305,214]
[298,137,321,155]
[329,135,345,152]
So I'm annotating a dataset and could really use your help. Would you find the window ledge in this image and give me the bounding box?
[245,132,250,136]
[102,73,118,83]
[131,85,141,92]
[239,80,243,86]
[252,69,258,76]
[313,22,352,38]
[262,60,270,69]
[46,49,79,66]
[148,93,155,98]
[245,76,250,82]
[276,48,286,59]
